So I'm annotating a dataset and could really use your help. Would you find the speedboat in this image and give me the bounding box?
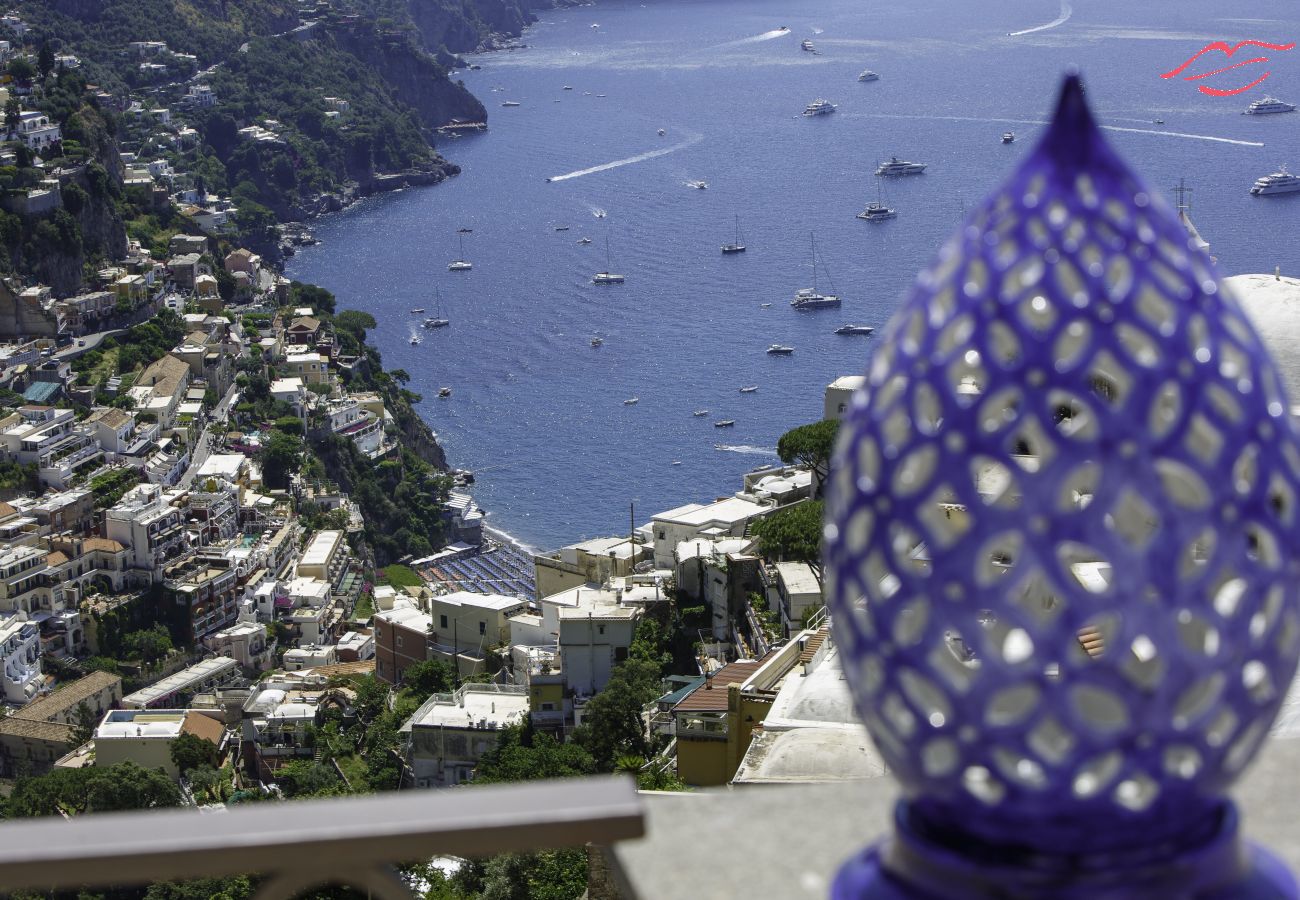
[409,307,425,313]
[739,385,758,393]
[555,225,570,231]
[623,397,639,405]
[577,237,593,244]
[1251,166,1300,195]
[448,260,472,271]
[857,202,896,221]
[591,336,603,347]
[438,387,452,398]
[1002,132,1015,143]
[803,98,837,116]
[876,156,927,176]
[858,70,879,82]
[693,409,709,417]
[423,317,449,329]
[715,419,736,427]
[501,100,521,107]
[835,324,875,335]
[658,128,667,136]
[593,272,625,284]
[564,85,573,90]
[1245,97,1296,115]
[409,335,421,345]
[594,209,606,218]
[767,344,794,355]
[687,180,708,189]
[760,302,772,308]
[801,39,815,52]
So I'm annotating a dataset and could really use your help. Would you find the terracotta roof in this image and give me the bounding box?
[288,316,320,332]
[0,501,15,519]
[86,407,132,429]
[182,711,226,745]
[15,671,122,722]
[83,537,125,554]
[45,551,68,567]
[0,717,75,743]
[138,354,190,398]
[299,660,375,677]
[673,659,768,713]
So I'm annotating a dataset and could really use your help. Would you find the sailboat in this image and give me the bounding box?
[448,231,472,271]
[592,232,625,284]
[722,214,746,254]
[423,288,450,328]
[857,180,896,221]
[790,233,841,309]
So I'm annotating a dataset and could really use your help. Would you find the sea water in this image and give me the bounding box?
[287,0,1300,550]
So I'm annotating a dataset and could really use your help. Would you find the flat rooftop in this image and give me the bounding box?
[407,686,529,730]
[97,709,186,739]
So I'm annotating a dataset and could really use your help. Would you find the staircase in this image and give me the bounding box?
[798,624,831,667]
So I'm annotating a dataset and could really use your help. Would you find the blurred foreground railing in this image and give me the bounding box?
[0,775,643,900]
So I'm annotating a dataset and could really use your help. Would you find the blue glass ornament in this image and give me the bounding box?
[825,75,1300,899]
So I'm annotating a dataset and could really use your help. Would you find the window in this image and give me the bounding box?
[615,646,628,662]
[440,615,448,629]
[396,635,403,649]
[598,624,605,635]
[479,621,486,636]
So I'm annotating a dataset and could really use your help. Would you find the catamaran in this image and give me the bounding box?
[722,214,746,254]
[593,233,625,284]
[423,289,449,328]
[857,179,896,221]
[790,233,841,310]
[448,230,472,271]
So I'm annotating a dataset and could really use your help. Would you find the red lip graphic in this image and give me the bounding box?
[1161,39,1295,96]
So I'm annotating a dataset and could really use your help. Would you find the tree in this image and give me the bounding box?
[170,731,216,776]
[6,762,181,817]
[751,500,824,567]
[334,309,377,340]
[3,97,18,131]
[144,875,255,900]
[276,759,345,798]
[776,419,840,497]
[6,56,35,83]
[71,702,97,746]
[37,44,54,80]
[475,726,596,784]
[261,430,304,489]
[401,658,452,700]
[124,624,174,664]
[572,659,661,771]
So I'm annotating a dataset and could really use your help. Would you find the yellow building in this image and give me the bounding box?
[673,657,774,787]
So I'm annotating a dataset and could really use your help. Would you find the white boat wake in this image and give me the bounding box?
[1009,0,1072,36]
[547,132,703,182]
[714,444,779,456]
[857,112,1264,147]
[720,27,792,47]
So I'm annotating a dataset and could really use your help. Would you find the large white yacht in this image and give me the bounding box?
[858,70,879,82]
[876,157,927,176]
[800,39,816,52]
[803,98,837,116]
[1245,96,1296,115]
[1250,167,1300,195]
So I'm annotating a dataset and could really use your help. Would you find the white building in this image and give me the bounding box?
[4,110,60,150]
[94,709,226,779]
[650,497,771,570]
[824,375,865,421]
[401,683,529,787]
[0,612,41,704]
[206,621,274,671]
[105,484,188,579]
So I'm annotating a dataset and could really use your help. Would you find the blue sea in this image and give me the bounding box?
[286,0,1300,551]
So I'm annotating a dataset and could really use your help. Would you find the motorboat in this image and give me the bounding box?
[424,317,449,329]
[766,344,794,355]
[594,209,606,218]
[564,85,574,90]
[438,387,452,398]
[578,237,593,244]
[715,420,736,427]
[693,409,709,417]
[1002,132,1015,143]
[409,307,425,313]
[593,233,625,284]
[801,39,815,52]
[803,98,837,116]
[501,100,521,107]
[591,336,604,347]
[624,397,639,405]
[409,335,421,345]
[722,214,746,254]
[739,385,758,393]
[1251,167,1300,195]
[835,324,875,335]
[448,229,472,270]
[687,180,708,189]
[1245,97,1296,115]
[555,225,570,231]
[760,302,772,308]
[791,233,841,309]
[876,156,927,176]
[858,70,879,82]
[658,128,667,136]
[671,460,682,466]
